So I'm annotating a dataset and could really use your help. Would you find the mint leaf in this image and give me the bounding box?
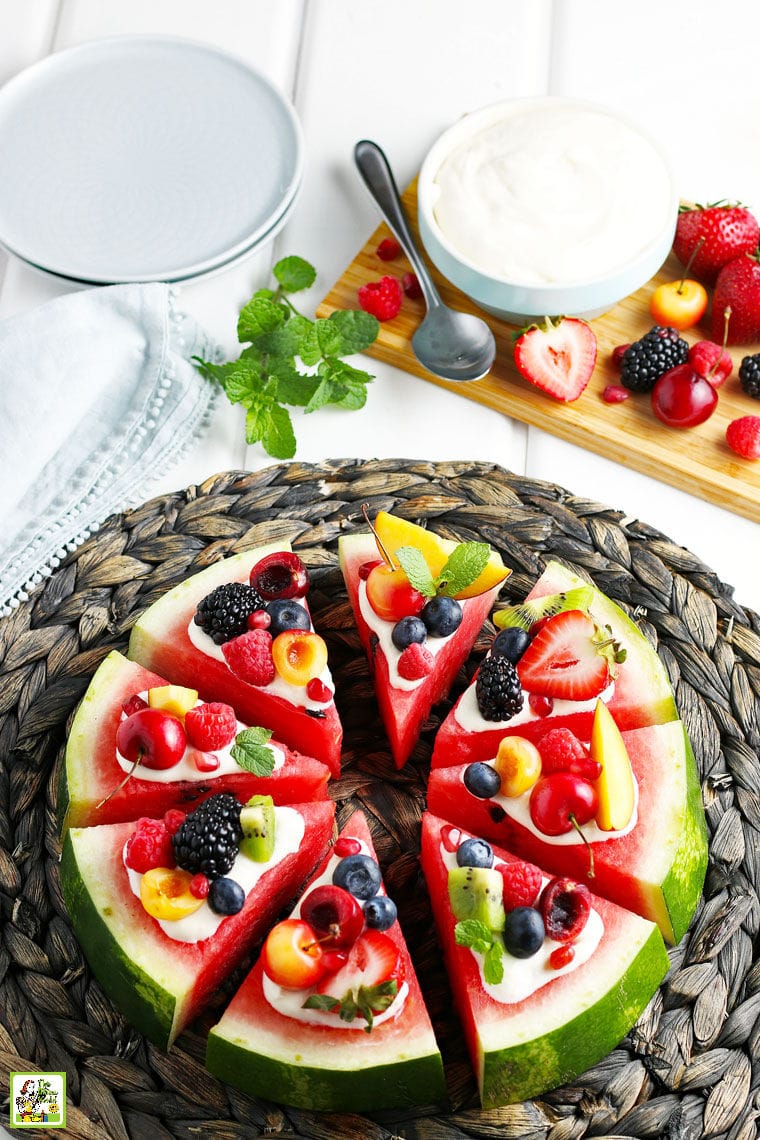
[302,993,340,1013]
[261,402,297,460]
[273,255,316,293]
[436,542,490,597]
[274,364,320,408]
[396,546,436,597]
[327,308,380,354]
[231,727,275,775]
[238,296,287,343]
[319,359,372,409]
[454,918,495,953]
[483,939,505,985]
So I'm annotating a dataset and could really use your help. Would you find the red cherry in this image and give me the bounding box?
[365,563,425,622]
[300,884,365,949]
[540,876,592,941]
[116,708,186,770]
[250,551,310,600]
[529,772,599,836]
[650,363,718,428]
[359,559,383,581]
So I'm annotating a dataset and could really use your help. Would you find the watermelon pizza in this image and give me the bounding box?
[128,544,343,775]
[59,650,331,832]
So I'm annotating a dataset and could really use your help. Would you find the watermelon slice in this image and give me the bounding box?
[420,811,669,1107]
[206,810,447,1113]
[427,718,707,943]
[339,522,506,767]
[60,798,335,1049]
[431,560,678,770]
[128,545,342,776]
[59,650,331,833]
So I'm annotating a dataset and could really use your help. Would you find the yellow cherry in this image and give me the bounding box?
[493,736,542,796]
[139,867,205,921]
[649,277,708,331]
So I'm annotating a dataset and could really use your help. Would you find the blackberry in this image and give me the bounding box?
[620,326,689,393]
[739,354,760,399]
[475,655,523,722]
[172,793,243,879]
[194,582,265,644]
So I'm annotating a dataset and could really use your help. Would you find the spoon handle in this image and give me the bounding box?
[353,139,441,310]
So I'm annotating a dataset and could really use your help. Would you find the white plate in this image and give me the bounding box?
[0,35,304,282]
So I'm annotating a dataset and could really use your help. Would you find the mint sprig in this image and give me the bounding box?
[302,980,398,1034]
[194,255,379,459]
[230,727,276,776]
[396,541,490,599]
[455,919,504,985]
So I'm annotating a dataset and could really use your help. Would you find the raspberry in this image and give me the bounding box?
[123,694,148,716]
[738,354,760,398]
[726,415,760,459]
[376,237,401,261]
[358,275,403,321]
[222,629,276,686]
[125,818,175,873]
[185,702,237,750]
[537,728,588,774]
[402,272,422,299]
[163,809,186,836]
[397,642,434,680]
[499,860,543,911]
[306,677,332,703]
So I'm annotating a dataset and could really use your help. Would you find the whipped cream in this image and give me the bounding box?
[453,675,615,733]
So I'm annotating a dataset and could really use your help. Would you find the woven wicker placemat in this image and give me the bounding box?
[1,459,759,1140]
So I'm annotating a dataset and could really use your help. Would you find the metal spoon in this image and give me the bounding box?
[353,139,496,382]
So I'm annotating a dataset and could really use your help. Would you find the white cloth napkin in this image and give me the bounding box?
[0,282,220,615]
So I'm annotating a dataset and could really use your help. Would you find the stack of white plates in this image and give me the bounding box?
[0,36,304,284]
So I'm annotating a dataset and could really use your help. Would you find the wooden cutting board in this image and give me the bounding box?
[316,181,760,524]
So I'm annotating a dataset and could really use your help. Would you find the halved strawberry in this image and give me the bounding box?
[517,610,622,701]
[513,317,597,402]
[316,929,404,1005]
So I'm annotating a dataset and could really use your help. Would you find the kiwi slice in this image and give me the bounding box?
[492,586,595,632]
[239,794,276,862]
[448,866,506,932]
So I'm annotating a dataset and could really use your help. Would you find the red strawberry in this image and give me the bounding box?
[726,415,760,459]
[673,203,760,284]
[513,317,597,402]
[499,860,543,911]
[316,929,404,1006]
[185,702,237,751]
[516,609,618,701]
[538,727,602,779]
[711,254,760,344]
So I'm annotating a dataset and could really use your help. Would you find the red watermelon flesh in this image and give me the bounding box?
[206,809,447,1113]
[426,719,707,944]
[339,532,500,768]
[60,650,330,833]
[420,812,669,1107]
[128,546,342,776]
[60,799,335,1049]
[431,561,678,770]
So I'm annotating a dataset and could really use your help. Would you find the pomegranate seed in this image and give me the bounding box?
[441,824,463,853]
[402,272,422,299]
[306,677,332,703]
[529,692,554,717]
[611,344,630,368]
[123,694,149,716]
[334,836,362,857]
[192,749,221,773]
[190,873,210,899]
[602,384,631,404]
[376,237,401,261]
[247,609,271,630]
[549,944,575,970]
[163,809,186,836]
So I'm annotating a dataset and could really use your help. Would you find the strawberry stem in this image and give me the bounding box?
[569,813,595,879]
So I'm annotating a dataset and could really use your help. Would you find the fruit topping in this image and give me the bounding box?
[601,384,631,404]
[726,415,760,459]
[649,271,707,331]
[463,761,502,799]
[185,702,237,751]
[650,363,718,429]
[272,630,328,685]
[247,609,272,630]
[194,582,266,644]
[549,944,575,969]
[363,895,398,931]
[250,551,310,601]
[306,677,332,703]
[493,586,594,633]
[376,236,401,261]
[334,836,362,858]
[300,884,365,948]
[498,859,543,911]
[239,795,276,862]
[171,792,243,880]
[689,340,733,388]
[366,562,426,622]
[263,919,326,988]
[391,615,427,650]
[538,727,601,779]
[503,906,545,959]
[491,626,531,664]
[208,876,246,916]
[313,929,404,1026]
[122,693,149,716]
[492,736,542,797]
[513,316,597,402]
[590,700,636,831]
[475,655,524,721]
[402,272,422,299]
[449,865,505,929]
[191,749,221,773]
[140,867,205,921]
[440,824,462,853]
[125,817,175,873]
[148,684,199,717]
[397,642,435,681]
[116,707,186,771]
[739,353,760,398]
[529,692,554,717]
[619,325,689,393]
[420,595,463,637]
[711,252,760,343]
[539,876,592,942]
[359,558,383,580]
[357,275,403,321]
[529,772,599,837]
[333,853,382,899]
[221,629,276,686]
[266,598,312,637]
[517,609,622,701]
[189,873,210,899]
[163,808,186,835]
[673,201,760,284]
[456,837,494,869]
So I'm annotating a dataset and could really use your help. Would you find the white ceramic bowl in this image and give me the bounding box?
[417,97,679,323]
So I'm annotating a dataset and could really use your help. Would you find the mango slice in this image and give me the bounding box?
[591,700,635,831]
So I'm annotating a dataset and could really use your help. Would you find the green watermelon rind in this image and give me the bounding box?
[659,724,708,943]
[478,924,668,1107]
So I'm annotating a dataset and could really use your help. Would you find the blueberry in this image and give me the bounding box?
[456,837,494,869]
[491,627,531,664]
[363,895,398,931]
[208,877,245,916]
[391,615,427,651]
[266,598,311,637]
[463,762,502,799]
[421,595,463,638]
[332,853,382,899]
[503,906,545,958]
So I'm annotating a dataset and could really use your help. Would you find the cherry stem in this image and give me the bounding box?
[95,752,142,810]
[303,926,341,952]
[707,306,732,381]
[678,236,706,292]
[569,813,595,879]
[361,502,395,569]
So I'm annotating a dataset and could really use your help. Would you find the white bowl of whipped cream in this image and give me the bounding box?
[417,97,678,324]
